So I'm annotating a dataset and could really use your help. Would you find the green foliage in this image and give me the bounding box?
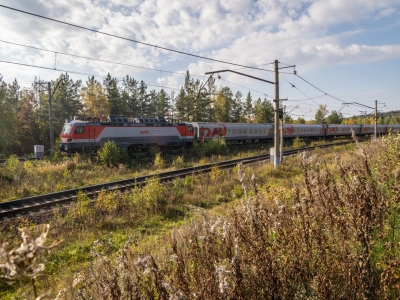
[98,140,120,167]
[172,156,185,169]
[204,138,226,156]
[153,153,165,169]
[292,136,306,149]
[5,154,20,172]
[314,104,329,124]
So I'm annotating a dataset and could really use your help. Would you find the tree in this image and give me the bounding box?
[121,75,139,117]
[0,78,20,155]
[103,73,123,115]
[175,71,215,121]
[243,91,253,122]
[138,80,149,116]
[155,89,170,116]
[253,97,274,123]
[314,104,329,124]
[294,116,306,124]
[51,73,83,135]
[326,110,343,124]
[80,76,110,116]
[231,91,244,122]
[214,87,233,122]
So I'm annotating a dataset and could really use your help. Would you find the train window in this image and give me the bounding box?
[238,130,242,134]
[243,129,247,134]
[233,130,236,134]
[263,129,266,133]
[74,126,85,134]
[188,127,194,132]
[249,129,252,134]
[62,124,73,134]
[227,129,230,134]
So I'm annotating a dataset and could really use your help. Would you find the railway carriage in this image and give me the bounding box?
[191,122,273,143]
[359,125,387,135]
[386,124,400,133]
[282,124,325,138]
[325,124,362,137]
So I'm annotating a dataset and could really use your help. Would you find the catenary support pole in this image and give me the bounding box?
[374,100,377,139]
[48,82,54,155]
[274,60,280,168]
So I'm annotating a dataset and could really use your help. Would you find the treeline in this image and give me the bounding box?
[0,71,274,157]
[312,104,400,125]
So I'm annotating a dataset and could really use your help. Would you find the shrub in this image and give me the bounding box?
[292,136,306,148]
[154,153,165,169]
[98,141,120,167]
[172,156,185,169]
[204,138,226,156]
[5,154,20,172]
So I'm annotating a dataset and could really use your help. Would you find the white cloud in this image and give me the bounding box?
[1,0,400,110]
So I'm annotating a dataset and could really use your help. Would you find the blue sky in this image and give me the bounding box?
[0,0,399,120]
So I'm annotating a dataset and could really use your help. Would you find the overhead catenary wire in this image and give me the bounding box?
[218,78,274,99]
[0,59,182,90]
[279,74,321,107]
[0,39,205,78]
[0,4,274,72]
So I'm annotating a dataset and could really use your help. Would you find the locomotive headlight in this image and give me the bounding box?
[67,138,72,142]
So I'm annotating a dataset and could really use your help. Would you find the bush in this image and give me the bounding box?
[172,156,185,169]
[98,141,120,167]
[5,154,20,172]
[154,153,165,169]
[292,136,306,148]
[204,138,226,156]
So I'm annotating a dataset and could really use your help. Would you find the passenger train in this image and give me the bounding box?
[58,115,400,155]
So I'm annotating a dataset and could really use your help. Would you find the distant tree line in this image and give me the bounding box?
[0,71,276,157]
[311,104,400,125]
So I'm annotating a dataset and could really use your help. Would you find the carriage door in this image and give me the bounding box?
[199,127,205,142]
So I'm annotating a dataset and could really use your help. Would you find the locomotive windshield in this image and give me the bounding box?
[62,123,73,134]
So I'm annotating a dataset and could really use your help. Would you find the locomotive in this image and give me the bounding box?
[59,115,400,155]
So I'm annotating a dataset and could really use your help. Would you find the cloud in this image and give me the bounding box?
[1,0,400,96]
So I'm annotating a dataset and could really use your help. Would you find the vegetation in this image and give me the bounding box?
[0,134,399,299]
[0,71,280,158]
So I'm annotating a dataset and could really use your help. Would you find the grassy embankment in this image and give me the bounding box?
[2,135,397,299]
[0,137,346,202]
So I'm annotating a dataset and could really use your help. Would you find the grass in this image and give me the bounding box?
[3,135,395,299]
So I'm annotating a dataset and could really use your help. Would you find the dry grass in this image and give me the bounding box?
[2,134,399,299]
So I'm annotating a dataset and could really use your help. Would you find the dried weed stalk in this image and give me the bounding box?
[65,133,400,299]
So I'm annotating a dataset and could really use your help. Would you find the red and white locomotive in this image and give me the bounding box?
[59,116,195,154]
[59,115,400,155]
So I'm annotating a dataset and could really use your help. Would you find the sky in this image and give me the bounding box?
[0,0,399,120]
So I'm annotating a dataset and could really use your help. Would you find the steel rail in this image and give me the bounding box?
[0,141,353,221]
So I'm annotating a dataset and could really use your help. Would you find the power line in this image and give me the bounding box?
[218,77,273,99]
[0,39,205,78]
[295,74,346,103]
[279,74,321,106]
[0,4,274,71]
[0,59,182,90]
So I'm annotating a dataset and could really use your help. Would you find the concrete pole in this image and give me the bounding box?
[48,82,54,155]
[274,60,280,168]
[374,100,377,139]
[280,105,285,163]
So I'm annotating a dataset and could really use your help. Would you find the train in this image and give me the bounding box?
[58,115,400,155]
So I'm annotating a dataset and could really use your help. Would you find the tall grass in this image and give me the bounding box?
[43,133,400,299]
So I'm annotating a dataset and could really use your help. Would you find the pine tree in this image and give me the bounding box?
[231,91,244,122]
[121,75,139,117]
[244,91,253,122]
[103,73,122,115]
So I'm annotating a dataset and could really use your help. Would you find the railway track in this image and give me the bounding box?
[0,141,353,221]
